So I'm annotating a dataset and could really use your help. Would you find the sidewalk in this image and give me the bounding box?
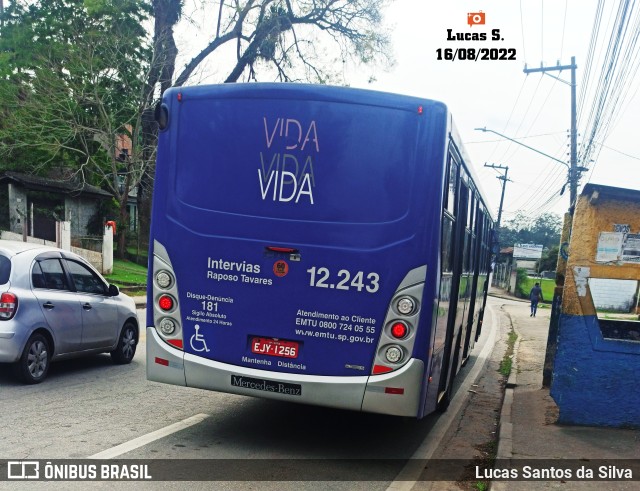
[488,286,640,490]
[130,294,147,309]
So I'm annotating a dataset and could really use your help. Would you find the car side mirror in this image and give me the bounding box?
[108,284,120,297]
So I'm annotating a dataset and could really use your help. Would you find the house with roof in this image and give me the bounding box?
[0,171,113,242]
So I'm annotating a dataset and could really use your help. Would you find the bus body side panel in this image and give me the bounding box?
[148,84,448,417]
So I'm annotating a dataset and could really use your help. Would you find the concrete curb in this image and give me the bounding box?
[487,292,529,303]
[130,296,147,309]
[489,316,522,491]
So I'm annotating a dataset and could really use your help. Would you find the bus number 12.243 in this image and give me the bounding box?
[306,267,380,293]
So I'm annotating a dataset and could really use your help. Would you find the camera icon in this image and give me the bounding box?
[468,11,486,27]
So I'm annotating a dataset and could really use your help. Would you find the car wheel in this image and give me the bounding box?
[15,333,51,384]
[111,322,137,364]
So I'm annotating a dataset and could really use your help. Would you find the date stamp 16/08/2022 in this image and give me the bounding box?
[436,11,517,62]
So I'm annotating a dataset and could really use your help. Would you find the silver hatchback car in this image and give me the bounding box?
[0,240,139,383]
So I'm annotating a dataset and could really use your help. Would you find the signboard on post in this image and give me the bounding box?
[513,244,543,259]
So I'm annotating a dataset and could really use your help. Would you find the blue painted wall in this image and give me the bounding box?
[551,313,640,427]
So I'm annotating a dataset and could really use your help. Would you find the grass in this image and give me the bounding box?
[519,277,555,303]
[499,330,518,377]
[104,258,148,290]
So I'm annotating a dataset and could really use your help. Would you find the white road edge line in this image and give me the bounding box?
[386,305,498,491]
[88,413,209,459]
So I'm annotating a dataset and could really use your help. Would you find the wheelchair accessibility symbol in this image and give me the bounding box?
[190,324,210,352]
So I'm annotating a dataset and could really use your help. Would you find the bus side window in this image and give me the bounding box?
[442,153,458,273]
[445,156,457,217]
[442,217,454,273]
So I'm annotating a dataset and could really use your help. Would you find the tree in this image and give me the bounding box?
[174,0,392,86]
[0,0,152,258]
[499,212,562,251]
[538,245,559,273]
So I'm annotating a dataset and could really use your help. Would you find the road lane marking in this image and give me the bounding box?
[88,413,209,459]
[386,305,498,490]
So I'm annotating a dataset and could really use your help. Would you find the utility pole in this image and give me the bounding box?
[523,56,578,213]
[484,163,509,231]
[485,163,510,288]
[523,58,578,388]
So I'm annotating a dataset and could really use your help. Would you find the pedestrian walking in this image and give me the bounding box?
[530,282,543,317]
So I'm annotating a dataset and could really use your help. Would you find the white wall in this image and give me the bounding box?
[589,278,638,312]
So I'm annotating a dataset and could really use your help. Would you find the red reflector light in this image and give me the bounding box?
[0,292,18,320]
[391,322,408,339]
[177,92,182,102]
[266,246,299,254]
[417,105,423,115]
[158,295,174,311]
[384,387,405,395]
[155,357,169,366]
[373,364,393,374]
[167,339,183,349]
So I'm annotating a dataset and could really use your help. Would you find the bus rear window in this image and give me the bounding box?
[173,98,419,224]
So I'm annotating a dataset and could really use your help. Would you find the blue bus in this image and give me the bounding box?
[147,84,493,418]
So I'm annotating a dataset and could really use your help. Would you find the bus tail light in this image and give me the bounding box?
[396,296,416,315]
[158,295,174,311]
[0,292,17,320]
[167,339,184,349]
[373,364,393,374]
[371,266,426,375]
[155,270,173,289]
[390,321,409,339]
[385,345,404,363]
[159,318,176,335]
[152,241,183,351]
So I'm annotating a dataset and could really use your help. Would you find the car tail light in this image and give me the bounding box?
[0,292,18,320]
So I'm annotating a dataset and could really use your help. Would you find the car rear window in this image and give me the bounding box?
[0,255,10,284]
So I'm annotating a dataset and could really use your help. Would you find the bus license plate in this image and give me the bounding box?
[251,337,299,359]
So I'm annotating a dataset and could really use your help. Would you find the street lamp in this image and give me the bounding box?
[474,127,568,168]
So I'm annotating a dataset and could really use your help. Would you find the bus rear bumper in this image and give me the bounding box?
[147,327,424,417]
[362,360,424,417]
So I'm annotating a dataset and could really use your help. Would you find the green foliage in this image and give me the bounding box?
[537,245,559,273]
[515,268,529,298]
[499,212,562,251]
[86,198,120,236]
[0,0,151,188]
[499,330,517,377]
[519,277,555,303]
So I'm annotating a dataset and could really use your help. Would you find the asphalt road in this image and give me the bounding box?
[0,307,498,490]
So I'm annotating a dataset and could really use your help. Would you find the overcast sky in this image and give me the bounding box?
[176,0,639,224]
[346,0,640,223]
